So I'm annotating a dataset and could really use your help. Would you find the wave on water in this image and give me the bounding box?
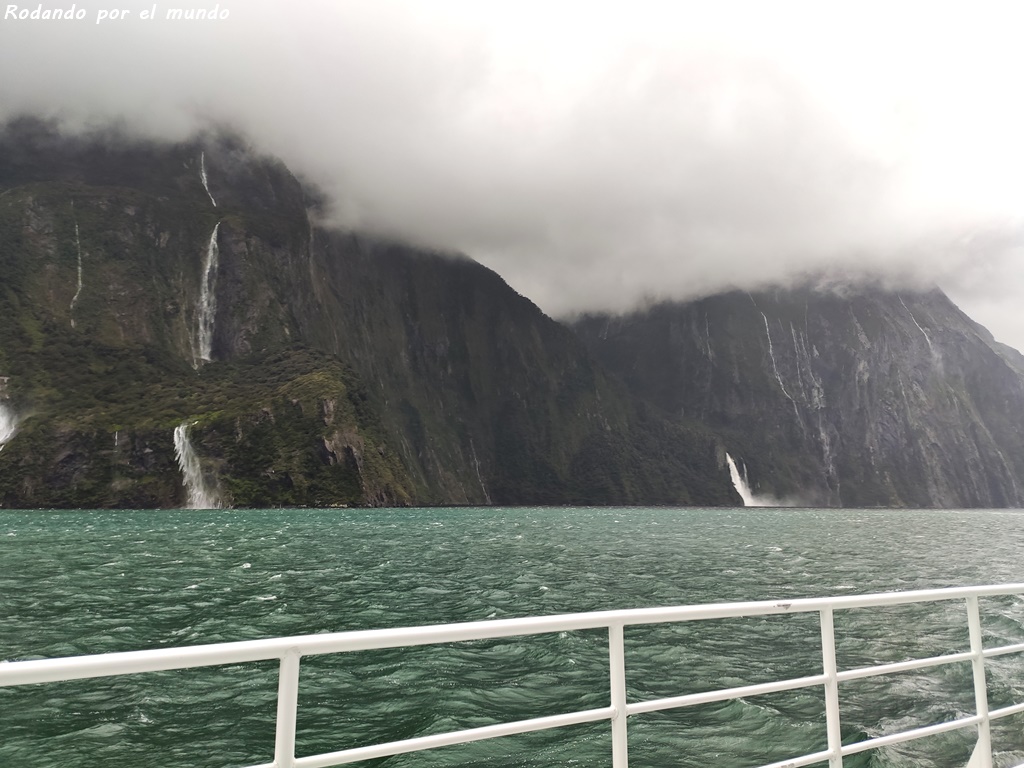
[2,507,1024,767]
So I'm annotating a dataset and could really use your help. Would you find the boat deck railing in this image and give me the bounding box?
[4,583,1024,767]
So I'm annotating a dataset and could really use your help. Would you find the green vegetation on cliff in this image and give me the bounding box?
[0,119,735,508]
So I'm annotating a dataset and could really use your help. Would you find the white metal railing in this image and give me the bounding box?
[3,584,1024,768]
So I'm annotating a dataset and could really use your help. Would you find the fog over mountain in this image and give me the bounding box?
[2,1,1024,347]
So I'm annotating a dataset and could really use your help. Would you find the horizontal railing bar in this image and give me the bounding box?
[292,706,616,768]
[626,674,828,716]
[983,641,1024,659]
[756,748,835,768]
[840,714,982,756]
[3,584,1023,768]
[4,583,1023,688]
[0,642,304,687]
[990,701,1024,720]
[836,650,974,682]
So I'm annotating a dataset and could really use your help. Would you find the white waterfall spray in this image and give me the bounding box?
[173,422,221,509]
[199,152,217,207]
[70,220,83,328]
[195,222,221,366]
[0,403,18,451]
[0,376,17,451]
[725,453,773,507]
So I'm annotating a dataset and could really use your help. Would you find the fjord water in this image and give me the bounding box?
[2,507,1024,768]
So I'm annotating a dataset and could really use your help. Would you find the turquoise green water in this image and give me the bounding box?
[2,507,1024,767]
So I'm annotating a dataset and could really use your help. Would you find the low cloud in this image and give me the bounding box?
[2,1,1024,345]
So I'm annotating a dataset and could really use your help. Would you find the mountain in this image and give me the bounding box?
[5,117,1023,510]
[572,286,1024,507]
[0,118,733,508]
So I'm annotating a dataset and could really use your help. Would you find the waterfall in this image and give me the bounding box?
[195,222,221,366]
[760,312,794,402]
[726,453,773,507]
[199,152,217,207]
[0,402,18,451]
[898,294,936,356]
[173,422,221,509]
[70,213,83,328]
[469,437,492,504]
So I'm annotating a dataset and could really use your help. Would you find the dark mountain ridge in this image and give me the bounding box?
[0,119,732,508]
[572,286,1024,507]
[3,117,1024,509]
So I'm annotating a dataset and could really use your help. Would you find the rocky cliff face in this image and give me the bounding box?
[0,123,413,508]
[6,118,1023,509]
[0,119,733,508]
[573,287,1024,507]
[294,231,732,505]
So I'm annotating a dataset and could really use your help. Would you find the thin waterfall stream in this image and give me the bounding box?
[199,151,217,207]
[70,206,83,328]
[195,221,221,366]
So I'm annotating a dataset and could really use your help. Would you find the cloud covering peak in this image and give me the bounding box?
[3,1,1024,344]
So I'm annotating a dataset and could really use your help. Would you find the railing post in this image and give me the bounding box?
[274,648,302,768]
[609,622,628,768]
[966,596,993,768]
[820,607,843,768]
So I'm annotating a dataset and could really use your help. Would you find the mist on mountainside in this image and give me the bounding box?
[3,2,1024,349]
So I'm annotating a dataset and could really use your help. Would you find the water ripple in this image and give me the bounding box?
[2,507,1024,767]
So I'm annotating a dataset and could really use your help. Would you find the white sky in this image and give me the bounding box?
[2,1,1023,346]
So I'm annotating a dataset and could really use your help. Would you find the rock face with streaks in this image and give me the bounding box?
[0,118,732,508]
[5,116,1024,509]
[572,286,1024,507]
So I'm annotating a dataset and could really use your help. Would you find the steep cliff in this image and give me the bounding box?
[0,122,415,507]
[0,119,733,508]
[293,231,733,505]
[7,118,1021,509]
[573,287,1024,507]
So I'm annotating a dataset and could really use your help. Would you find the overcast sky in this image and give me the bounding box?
[3,1,1024,347]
